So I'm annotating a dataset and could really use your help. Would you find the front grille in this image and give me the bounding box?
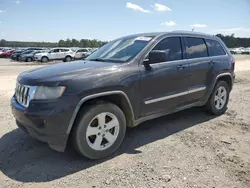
[15,83,30,107]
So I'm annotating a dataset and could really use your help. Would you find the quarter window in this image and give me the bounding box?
[205,39,226,56]
[184,37,208,59]
[152,37,183,62]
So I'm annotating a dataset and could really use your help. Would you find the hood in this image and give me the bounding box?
[18,60,121,85]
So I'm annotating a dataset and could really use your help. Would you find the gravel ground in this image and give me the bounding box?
[0,57,250,188]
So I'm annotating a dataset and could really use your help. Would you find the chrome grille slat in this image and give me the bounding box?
[15,83,31,107]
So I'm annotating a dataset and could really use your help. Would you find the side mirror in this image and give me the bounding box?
[148,50,167,64]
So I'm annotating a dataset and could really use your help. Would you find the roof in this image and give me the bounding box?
[121,30,215,39]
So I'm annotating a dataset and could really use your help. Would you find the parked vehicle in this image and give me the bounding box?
[0,48,12,56]
[242,48,250,55]
[74,48,91,59]
[0,49,15,58]
[11,31,235,159]
[230,47,244,54]
[34,48,74,62]
[11,48,44,61]
[19,50,48,62]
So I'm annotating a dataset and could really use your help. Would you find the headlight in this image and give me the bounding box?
[33,86,66,100]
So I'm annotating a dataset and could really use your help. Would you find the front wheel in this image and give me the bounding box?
[41,56,49,63]
[72,103,126,159]
[206,81,230,115]
[26,57,32,62]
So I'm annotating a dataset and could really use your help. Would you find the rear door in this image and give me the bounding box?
[140,36,190,116]
[183,37,212,102]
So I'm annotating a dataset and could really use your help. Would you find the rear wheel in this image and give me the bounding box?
[206,81,229,115]
[72,102,126,159]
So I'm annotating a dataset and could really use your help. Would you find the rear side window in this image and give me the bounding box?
[184,37,208,59]
[153,37,183,61]
[205,39,226,56]
[78,49,88,52]
[60,49,69,52]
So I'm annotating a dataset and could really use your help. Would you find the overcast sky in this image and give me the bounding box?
[0,0,250,42]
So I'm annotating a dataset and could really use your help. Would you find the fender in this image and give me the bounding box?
[66,90,135,134]
[205,72,233,103]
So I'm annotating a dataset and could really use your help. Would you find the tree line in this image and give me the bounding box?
[0,38,107,48]
[0,34,249,48]
[216,34,250,48]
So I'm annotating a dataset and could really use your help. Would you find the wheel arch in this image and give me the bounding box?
[204,72,233,104]
[41,56,49,61]
[66,91,135,135]
[215,73,233,91]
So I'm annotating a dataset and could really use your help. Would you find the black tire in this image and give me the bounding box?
[72,102,126,159]
[206,81,229,115]
[17,56,21,61]
[41,56,49,63]
[65,56,72,62]
[26,57,32,62]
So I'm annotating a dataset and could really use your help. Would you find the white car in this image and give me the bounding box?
[74,48,91,59]
[34,48,74,62]
[232,47,244,54]
[242,48,250,55]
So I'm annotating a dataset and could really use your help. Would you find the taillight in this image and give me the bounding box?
[232,60,235,70]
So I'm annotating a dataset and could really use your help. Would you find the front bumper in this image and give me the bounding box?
[35,56,41,61]
[11,96,78,152]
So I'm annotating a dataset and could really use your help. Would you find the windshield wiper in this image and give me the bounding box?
[88,58,107,62]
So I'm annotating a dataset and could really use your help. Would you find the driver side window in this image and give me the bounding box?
[51,49,60,53]
[152,37,183,62]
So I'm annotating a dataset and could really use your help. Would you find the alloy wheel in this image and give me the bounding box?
[86,112,120,151]
[214,86,227,110]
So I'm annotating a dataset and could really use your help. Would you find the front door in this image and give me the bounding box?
[140,36,190,116]
[49,49,60,60]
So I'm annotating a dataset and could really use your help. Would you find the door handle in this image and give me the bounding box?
[209,61,215,65]
[177,64,187,70]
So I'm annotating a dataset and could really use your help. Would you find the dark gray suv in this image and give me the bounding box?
[11,31,235,159]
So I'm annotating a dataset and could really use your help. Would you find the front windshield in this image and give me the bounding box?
[22,50,32,54]
[86,36,153,63]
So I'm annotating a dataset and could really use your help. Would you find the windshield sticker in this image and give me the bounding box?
[135,37,152,41]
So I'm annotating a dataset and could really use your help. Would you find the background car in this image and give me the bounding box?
[242,48,250,55]
[73,48,91,59]
[19,50,48,62]
[0,48,12,57]
[34,48,74,62]
[11,48,44,61]
[0,49,14,58]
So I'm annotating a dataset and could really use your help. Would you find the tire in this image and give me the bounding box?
[206,81,230,115]
[41,56,49,63]
[65,56,72,62]
[17,56,21,61]
[26,57,32,62]
[72,102,126,159]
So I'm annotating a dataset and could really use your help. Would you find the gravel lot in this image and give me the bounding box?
[0,56,250,188]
